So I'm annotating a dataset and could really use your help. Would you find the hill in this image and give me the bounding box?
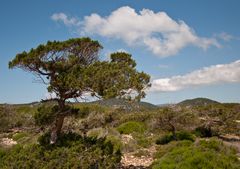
[178,97,220,106]
[91,98,158,110]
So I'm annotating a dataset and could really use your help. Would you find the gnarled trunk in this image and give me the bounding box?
[50,100,65,144]
[50,114,65,144]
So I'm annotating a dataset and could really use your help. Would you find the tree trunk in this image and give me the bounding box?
[50,100,65,144]
[50,114,65,144]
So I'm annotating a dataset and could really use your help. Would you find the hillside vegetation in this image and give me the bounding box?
[178,97,220,106]
[0,99,240,168]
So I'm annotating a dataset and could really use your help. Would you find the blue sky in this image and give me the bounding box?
[0,0,240,104]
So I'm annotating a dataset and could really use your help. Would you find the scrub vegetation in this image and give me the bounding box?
[1,38,240,168]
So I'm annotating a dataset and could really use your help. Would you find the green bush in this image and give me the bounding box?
[117,121,146,134]
[152,139,240,169]
[176,131,195,142]
[0,148,6,159]
[156,131,195,145]
[12,132,28,141]
[0,132,121,169]
[135,134,152,148]
[34,105,57,126]
[87,128,122,153]
[156,133,174,145]
[154,140,193,159]
[0,105,34,131]
[105,135,122,153]
[76,105,90,118]
[194,126,215,137]
[116,112,153,125]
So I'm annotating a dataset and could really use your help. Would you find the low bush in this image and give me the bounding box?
[117,121,146,134]
[0,105,34,131]
[194,126,217,137]
[0,148,6,159]
[87,128,122,153]
[105,135,122,153]
[0,132,121,169]
[12,132,28,141]
[154,140,193,159]
[156,133,174,145]
[135,134,153,148]
[152,139,240,169]
[176,131,195,142]
[74,105,91,118]
[34,105,57,126]
[156,131,195,145]
[116,112,154,125]
[80,110,115,130]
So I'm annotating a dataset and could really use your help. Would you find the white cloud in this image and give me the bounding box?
[150,60,240,92]
[51,13,80,26]
[51,6,221,57]
[103,48,128,61]
[45,92,57,100]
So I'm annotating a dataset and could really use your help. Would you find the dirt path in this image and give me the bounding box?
[120,134,156,168]
[0,138,17,147]
[121,146,156,167]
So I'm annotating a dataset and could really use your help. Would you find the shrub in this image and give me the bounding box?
[0,148,6,159]
[12,132,28,141]
[87,128,122,153]
[116,112,153,125]
[154,140,193,159]
[81,111,114,130]
[117,121,146,134]
[0,105,34,131]
[156,133,174,145]
[135,134,152,148]
[152,139,240,169]
[156,131,195,145]
[105,135,122,153]
[176,131,195,142]
[0,115,9,132]
[0,132,121,169]
[194,126,215,137]
[34,105,57,126]
[74,105,90,118]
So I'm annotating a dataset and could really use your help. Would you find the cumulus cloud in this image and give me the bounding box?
[103,48,128,60]
[51,6,221,57]
[150,60,240,92]
[51,13,80,26]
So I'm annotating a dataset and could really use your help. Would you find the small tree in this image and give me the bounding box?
[9,37,150,143]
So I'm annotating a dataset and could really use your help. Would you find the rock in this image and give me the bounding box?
[1,138,17,146]
[219,134,240,142]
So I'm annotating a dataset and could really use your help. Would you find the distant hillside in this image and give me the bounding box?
[91,98,158,110]
[178,98,220,107]
[157,103,176,107]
